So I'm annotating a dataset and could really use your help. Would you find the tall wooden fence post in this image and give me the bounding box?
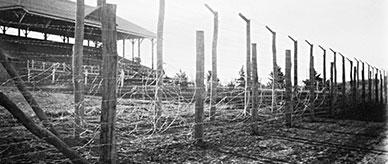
[384,72,387,104]
[205,4,218,121]
[375,68,379,103]
[155,0,165,118]
[266,26,277,112]
[330,62,334,116]
[194,31,205,145]
[380,70,383,104]
[73,0,85,138]
[306,40,314,118]
[251,43,258,121]
[368,64,372,103]
[330,49,337,90]
[285,50,292,127]
[361,61,366,108]
[288,36,297,88]
[339,53,345,109]
[239,13,251,115]
[100,3,117,164]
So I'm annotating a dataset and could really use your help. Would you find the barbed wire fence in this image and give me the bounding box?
[0,1,387,163]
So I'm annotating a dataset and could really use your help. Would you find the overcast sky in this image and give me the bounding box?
[81,0,387,84]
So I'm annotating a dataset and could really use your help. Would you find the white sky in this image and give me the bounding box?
[82,0,388,85]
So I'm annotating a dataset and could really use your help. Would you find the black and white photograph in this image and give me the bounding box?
[0,0,387,163]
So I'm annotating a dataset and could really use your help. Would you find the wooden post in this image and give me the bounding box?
[131,40,135,62]
[266,26,277,112]
[354,58,360,102]
[122,39,125,59]
[353,66,357,106]
[205,4,218,121]
[27,60,31,82]
[285,50,292,127]
[0,93,89,164]
[251,43,258,120]
[339,53,345,109]
[239,13,251,114]
[84,70,88,85]
[384,71,388,104]
[375,69,379,103]
[330,49,337,90]
[368,64,372,103]
[330,62,334,116]
[306,40,314,118]
[347,58,353,102]
[319,46,326,85]
[380,70,383,104]
[194,31,205,145]
[151,39,155,70]
[288,36,298,88]
[0,49,60,137]
[155,0,165,118]
[361,61,366,108]
[52,63,57,84]
[73,0,85,138]
[100,3,117,164]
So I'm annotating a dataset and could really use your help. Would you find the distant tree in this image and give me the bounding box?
[302,69,324,90]
[226,81,236,89]
[268,65,285,88]
[173,69,189,88]
[234,66,245,88]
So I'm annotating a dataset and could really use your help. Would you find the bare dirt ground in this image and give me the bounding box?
[0,86,387,163]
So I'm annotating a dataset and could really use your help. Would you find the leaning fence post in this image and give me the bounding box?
[384,71,387,104]
[100,3,118,164]
[266,26,277,112]
[251,43,258,121]
[368,64,372,103]
[194,31,205,145]
[306,40,315,118]
[205,4,218,121]
[285,50,292,127]
[239,13,251,115]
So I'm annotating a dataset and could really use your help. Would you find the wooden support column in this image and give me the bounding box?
[285,50,292,127]
[306,40,314,118]
[251,43,258,121]
[100,3,117,164]
[353,66,357,107]
[73,0,85,138]
[205,4,218,121]
[27,60,31,82]
[239,13,251,114]
[194,31,205,145]
[155,0,165,118]
[122,39,125,59]
[354,59,360,102]
[288,36,298,88]
[52,63,57,84]
[151,39,155,70]
[131,40,135,61]
[266,26,277,112]
[319,46,326,85]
